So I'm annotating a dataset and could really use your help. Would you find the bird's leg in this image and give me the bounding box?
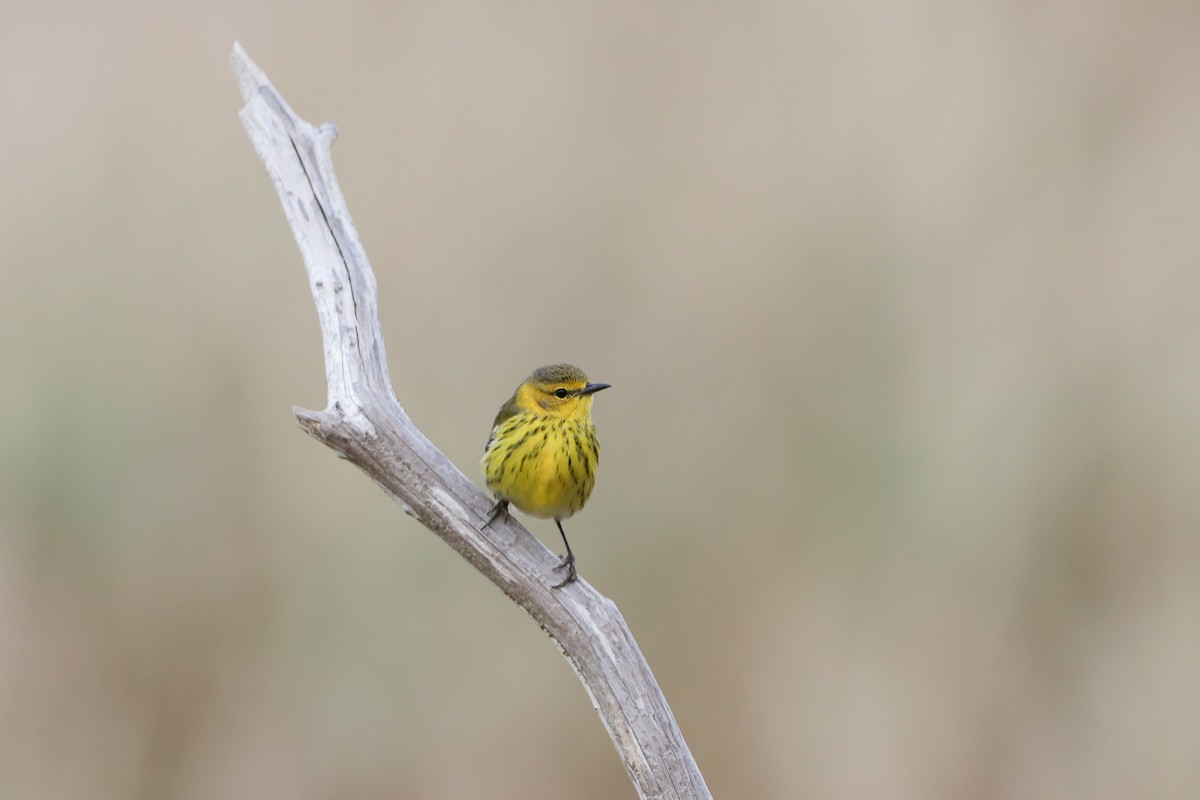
[551,519,577,588]
[483,499,509,529]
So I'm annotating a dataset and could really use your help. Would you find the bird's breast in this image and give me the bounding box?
[482,415,599,519]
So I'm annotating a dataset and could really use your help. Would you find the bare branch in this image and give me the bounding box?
[231,43,712,800]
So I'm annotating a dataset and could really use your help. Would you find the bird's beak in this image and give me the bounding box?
[580,382,611,396]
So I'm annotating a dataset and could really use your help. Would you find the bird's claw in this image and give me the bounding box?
[552,553,577,588]
[483,500,509,529]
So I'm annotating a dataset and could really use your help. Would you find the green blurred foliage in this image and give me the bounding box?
[2,1,1198,798]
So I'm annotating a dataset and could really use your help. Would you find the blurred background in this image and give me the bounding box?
[2,1,1198,798]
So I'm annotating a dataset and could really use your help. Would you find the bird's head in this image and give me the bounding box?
[515,363,611,421]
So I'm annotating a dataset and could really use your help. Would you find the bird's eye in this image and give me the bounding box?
[554,388,569,399]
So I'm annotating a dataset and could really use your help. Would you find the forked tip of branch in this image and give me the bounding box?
[294,405,340,439]
[294,403,376,453]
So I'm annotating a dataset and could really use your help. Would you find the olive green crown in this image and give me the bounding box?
[529,364,588,384]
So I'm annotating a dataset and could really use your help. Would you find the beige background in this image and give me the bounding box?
[3,1,1198,798]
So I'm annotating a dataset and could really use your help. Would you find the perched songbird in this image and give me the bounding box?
[482,364,611,587]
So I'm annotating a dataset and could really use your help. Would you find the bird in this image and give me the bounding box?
[481,364,610,587]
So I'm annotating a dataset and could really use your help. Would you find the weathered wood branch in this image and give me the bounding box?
[230,43,711,800]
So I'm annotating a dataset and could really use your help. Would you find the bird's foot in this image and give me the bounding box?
[551,553,577,589]
[483,499,509,529]
[482,496,511,527]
